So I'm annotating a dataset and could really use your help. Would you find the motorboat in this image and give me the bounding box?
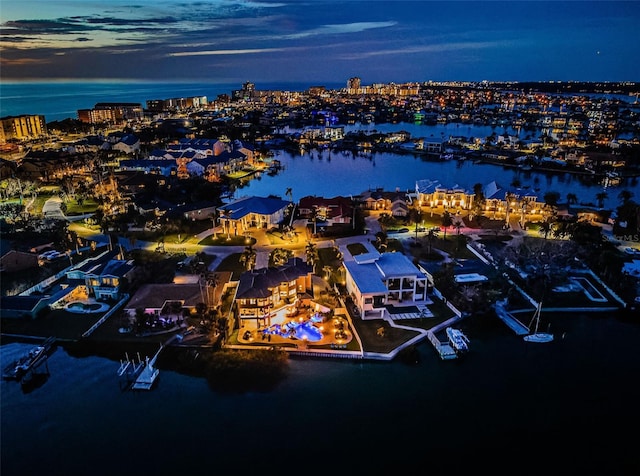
[2,337,56,381]
[446,327,470,354]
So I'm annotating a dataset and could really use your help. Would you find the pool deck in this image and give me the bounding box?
[236,315,354,349]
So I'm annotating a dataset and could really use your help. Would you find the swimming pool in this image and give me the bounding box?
[65,301,110,314]
[262,320,323,342]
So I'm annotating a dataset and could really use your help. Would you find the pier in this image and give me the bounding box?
[494,300,530,335]
[426,331,458,360]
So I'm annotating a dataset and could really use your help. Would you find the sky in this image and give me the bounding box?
[1,0,639,85]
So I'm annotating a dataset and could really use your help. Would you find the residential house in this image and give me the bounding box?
[415,137,445,154]
[234,257,313,329]
[297,195,354,225]
[415,179,472,212]
[343,248,428,319]
[123,283,203,318]
[217,195,291,235]
[66,249,135,301]
[358,189,409,213]
[112,134,140,155]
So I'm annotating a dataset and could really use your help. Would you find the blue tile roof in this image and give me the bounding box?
[218,196,291,220]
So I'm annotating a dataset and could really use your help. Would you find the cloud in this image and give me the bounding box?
[168,47,287,57]
[281,21,396,39]
[339,41,505,60]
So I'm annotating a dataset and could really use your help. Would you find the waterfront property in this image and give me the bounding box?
[217,195,292,236]
[343,247,429,319]
[233,257,314,329]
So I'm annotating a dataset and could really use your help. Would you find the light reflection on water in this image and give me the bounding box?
[241,148,631,209]
[3,312,640,475]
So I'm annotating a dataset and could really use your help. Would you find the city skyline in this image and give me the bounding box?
[2,0,639,85]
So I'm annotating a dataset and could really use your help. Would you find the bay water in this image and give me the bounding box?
[2,312,640,476]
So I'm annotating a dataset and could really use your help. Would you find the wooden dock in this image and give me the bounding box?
[494,300,529,335]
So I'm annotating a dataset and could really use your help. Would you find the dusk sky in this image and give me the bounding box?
[1,0,639,85]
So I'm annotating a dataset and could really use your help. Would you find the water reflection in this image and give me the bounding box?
[241,148,627,209]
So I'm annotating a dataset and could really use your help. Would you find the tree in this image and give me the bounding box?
[543,191,561,210]
[441,211,453,240]
[374,231,388,252]
[285,188,295,228]
[305,241,319,272]
[269,248,293,267]
[566,193,578,206]
[539,220,552,239]
[595,192,609,209]
[220,208,233,240]
[322,265,333,282]
[309,207,319,235]
[426,227,439,254]
[209,210,218,234]
[618,189,634,206]
[411,206,422,243]
[239,244,257,271]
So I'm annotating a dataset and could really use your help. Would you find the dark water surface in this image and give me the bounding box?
[3,312,640,476]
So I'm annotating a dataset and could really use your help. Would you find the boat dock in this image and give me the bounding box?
[494,300,530,336]
[426,331,458,360]
[131,346,161,390]
[118,344,164,391]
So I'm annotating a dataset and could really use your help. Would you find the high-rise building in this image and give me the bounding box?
[0,115,47,143]
[77,103,143,124]
[347,77,361,92]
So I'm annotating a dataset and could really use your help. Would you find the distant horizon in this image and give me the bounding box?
[2,78,638,86]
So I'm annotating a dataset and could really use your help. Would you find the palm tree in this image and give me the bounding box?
[441,211,453,240]
[205,273,220,309]
[618,189,634,205]
[322,265,333,282]
[539,220,552,239]
[285,188,295,228]
[220,208,233,240]
[411,206,422,243]
[374,231,388,252]
[543,191,560,210]
[454,220,463,236]
[566,193,578,206]
[426,227,439,254]
[309,207,319,235]
[269,247,293,267]
[209,210,218,235]
[595,191,609,209]
[239,244,257,271]
[305,241,319,272]
[504,192,516,225]
[519,201,530,229]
